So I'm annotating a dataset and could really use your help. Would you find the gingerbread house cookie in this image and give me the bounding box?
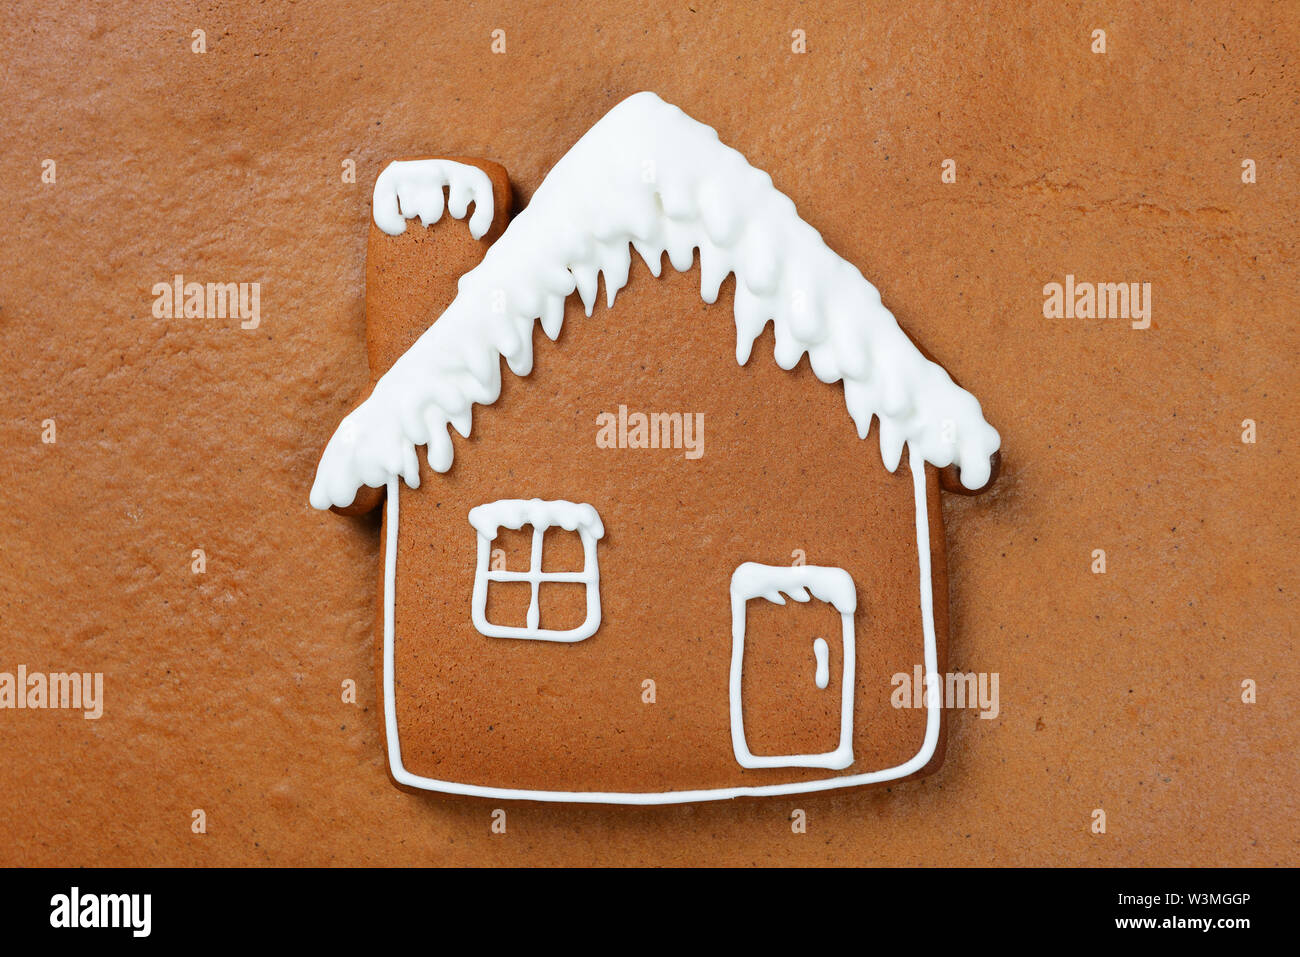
[311,92,1001,803]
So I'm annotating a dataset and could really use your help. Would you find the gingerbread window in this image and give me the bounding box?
[467,499,605,642]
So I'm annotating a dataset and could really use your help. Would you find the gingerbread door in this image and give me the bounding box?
[728,563,857,771]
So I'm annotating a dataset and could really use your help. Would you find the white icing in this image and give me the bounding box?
[371,159,495,239]
[468,498,603,540]
[467,499,603,642]
[379,445,941,802]
[729,561,857,615]
[728,564,856,770]
[813,638,830,690]
[310,91,1000,511]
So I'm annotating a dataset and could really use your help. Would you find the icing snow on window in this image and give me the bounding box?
[310,92,1001,510]
[467,498,604,542]
[371,159,495,239]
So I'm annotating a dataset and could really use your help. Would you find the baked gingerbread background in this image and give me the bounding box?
[2,1,1295,864]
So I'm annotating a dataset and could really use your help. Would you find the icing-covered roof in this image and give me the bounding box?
[310,92,1001,510]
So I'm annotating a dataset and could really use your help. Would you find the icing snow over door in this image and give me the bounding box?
[729,563,856,770]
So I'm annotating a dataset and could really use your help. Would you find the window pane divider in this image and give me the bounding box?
[485,570,594,583]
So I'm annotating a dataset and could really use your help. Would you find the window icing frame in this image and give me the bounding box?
[468,499,604,642]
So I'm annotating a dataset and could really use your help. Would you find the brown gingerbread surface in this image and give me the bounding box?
[1,1,1295,864]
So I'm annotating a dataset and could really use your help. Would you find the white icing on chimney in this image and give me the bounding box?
[312,92,1000,510]
[372,159,494,239]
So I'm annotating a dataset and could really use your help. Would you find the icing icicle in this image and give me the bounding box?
[311,92,1000,510]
